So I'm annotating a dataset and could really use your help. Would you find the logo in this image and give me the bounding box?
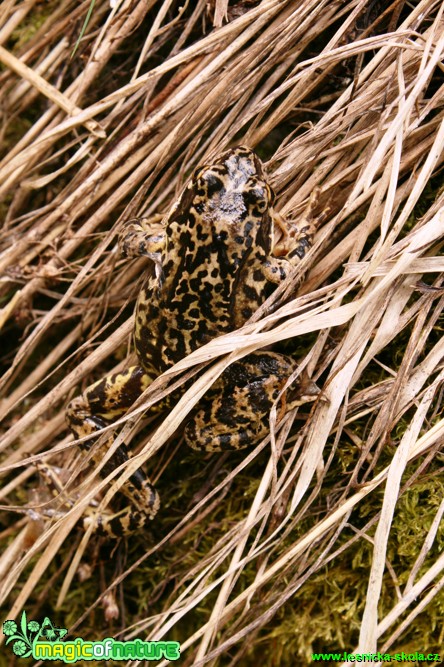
[2,612,180,662]
[3,612,68,658]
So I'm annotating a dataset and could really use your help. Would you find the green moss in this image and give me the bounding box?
[9,1,60,50]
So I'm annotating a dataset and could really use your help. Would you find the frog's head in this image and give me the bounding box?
[181,146,275,255]
[195,145,273,201]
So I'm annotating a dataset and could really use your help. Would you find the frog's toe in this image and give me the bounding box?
[287,372,325,408]
[119,218,165,258]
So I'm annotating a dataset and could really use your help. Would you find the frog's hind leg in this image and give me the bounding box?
[184,352,298,453]
[66,365,159,537]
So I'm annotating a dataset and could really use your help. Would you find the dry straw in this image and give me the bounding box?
[0,0,443,664]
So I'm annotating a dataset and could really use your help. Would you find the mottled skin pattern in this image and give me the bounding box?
[66,146,320,537]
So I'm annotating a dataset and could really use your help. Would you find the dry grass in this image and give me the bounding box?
[0,0,443,664]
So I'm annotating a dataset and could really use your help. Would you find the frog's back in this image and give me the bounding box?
[135,147,275,374]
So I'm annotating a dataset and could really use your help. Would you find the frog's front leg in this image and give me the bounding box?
[184,352,301,453]
[66,366,159,537]
[119,218,165,259]
[272,188,327,260]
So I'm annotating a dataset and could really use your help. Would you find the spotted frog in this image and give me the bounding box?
[66,146,320,536]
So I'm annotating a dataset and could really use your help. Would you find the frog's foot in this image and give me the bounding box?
[119,218,165,259]
[273,187,328,260]
[286,370,323,407]
[65,365,159,537]
[34,459,156,538]
[184,352,316,453]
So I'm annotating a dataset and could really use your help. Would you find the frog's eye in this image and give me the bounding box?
[194,169,224,196]
[244,181,273,212]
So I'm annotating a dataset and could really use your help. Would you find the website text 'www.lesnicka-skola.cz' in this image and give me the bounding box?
[311,651,442,662]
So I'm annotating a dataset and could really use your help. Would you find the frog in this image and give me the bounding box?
[66,146,321,537]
